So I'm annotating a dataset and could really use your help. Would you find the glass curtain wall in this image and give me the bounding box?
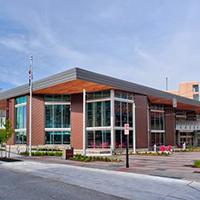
[86,90,111,148]
[45,95,71,145]
[114,90,134,149]
[150,106,165,146]
[15,96,27,144]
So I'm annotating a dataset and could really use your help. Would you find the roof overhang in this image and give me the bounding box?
[1,67,200,113]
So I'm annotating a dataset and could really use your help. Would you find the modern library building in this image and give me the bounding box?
[1,68,200,154]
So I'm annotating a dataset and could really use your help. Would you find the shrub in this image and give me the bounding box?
[70,154,121,162]
[194,160,200,168]
[20,151,62,157]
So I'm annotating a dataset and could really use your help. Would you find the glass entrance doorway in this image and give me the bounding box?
[151,132,165,146]
[179,132,194,146]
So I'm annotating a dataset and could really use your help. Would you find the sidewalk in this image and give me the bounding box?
[20,152,200,182]
[1,160,200,200]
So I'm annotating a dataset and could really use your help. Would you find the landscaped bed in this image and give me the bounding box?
[70,154,122,162]
[20,151,62,157]
[194,160,200,168]
[174,147,200,152]
[0,157,22,162]
[132,151,172,156]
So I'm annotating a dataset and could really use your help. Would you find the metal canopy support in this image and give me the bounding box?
[82,89,86,156]
[133,103,136,153]
[110,90,115,153]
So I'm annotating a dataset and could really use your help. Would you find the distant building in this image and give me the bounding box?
[169,82,200,101]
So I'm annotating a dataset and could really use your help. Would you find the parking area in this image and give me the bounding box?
[21,152,200,182]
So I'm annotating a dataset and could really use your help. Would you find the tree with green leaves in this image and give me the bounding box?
[0,120,14,158]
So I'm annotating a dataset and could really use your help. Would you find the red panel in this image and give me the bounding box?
[165,109,175,145]
[135,95,149,148]
[71,93,83,149]
[7,99,15,145]
[27,95,45,145]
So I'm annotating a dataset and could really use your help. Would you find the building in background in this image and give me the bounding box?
[1,68,200,155]
[169,82,200,101]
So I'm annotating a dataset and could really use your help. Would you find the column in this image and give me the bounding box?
[110,90,115,153]
[82,89,86,155]
[133,102,136,153]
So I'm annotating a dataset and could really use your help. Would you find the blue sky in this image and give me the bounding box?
[0,0,200,91]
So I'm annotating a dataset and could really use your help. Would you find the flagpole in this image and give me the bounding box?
[29,56,33,157]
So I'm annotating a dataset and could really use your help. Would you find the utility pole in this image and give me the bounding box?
[166,77,168,91]
[29,56,33,157]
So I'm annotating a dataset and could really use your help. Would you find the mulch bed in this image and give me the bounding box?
[0,157,22,162]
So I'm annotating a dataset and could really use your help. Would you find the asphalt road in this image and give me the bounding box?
[1,160,200,200]
[0,167,124,200]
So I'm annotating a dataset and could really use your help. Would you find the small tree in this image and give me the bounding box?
[0,120,14,158]
[0,128,6,157]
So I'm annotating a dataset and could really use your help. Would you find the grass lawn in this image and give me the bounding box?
[194,160,200,168]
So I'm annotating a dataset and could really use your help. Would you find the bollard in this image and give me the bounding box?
[183,142,186,150]
[154,144,157,152]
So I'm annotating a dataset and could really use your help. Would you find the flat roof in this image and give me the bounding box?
[1,67,200,109]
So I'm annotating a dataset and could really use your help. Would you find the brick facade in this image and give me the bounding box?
[27,95,45,145]
[7,99,15,145]
[71,93,83,149]
[135,95,149,148]
[165,108,175,146]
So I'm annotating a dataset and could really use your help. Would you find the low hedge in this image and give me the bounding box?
[20,151,62,157]
[131,151,172,156]
[194,160,200,168]
[70,154,121,162]
[31,148,62,152]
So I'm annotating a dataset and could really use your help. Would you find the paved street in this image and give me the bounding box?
[1,160,200,200]
[0,166,124,200]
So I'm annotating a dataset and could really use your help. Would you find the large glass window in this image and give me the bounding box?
[115,90,134,100]
[45,95,71,145]
[150,112,164,130]
[15,131,27,144]
[151,132,165,146]
[87,90,110,100]
[115,101,133,127]
[45,131,71,145]
[86,101,111,127]
[15,96,27,144]
[15,106,27,129]
[45,105,70,128]
[193,94,199,101]
[115,130,133,148]
[87,130,111,148]
[44,95,70,102]
[193,84,199,93]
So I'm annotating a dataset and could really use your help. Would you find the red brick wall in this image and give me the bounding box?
[27,95,45,145]
[7,99,15,145]
[135,95,149,148]
[165,109,175,145]
[71,93,83,149]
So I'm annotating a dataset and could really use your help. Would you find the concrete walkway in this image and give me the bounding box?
[1,160,200,200]
[21,152,200,182]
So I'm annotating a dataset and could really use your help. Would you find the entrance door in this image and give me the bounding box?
[179,132,194,146]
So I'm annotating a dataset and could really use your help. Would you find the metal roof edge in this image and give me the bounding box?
[76,68,200,107]
[0,67,77,100]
